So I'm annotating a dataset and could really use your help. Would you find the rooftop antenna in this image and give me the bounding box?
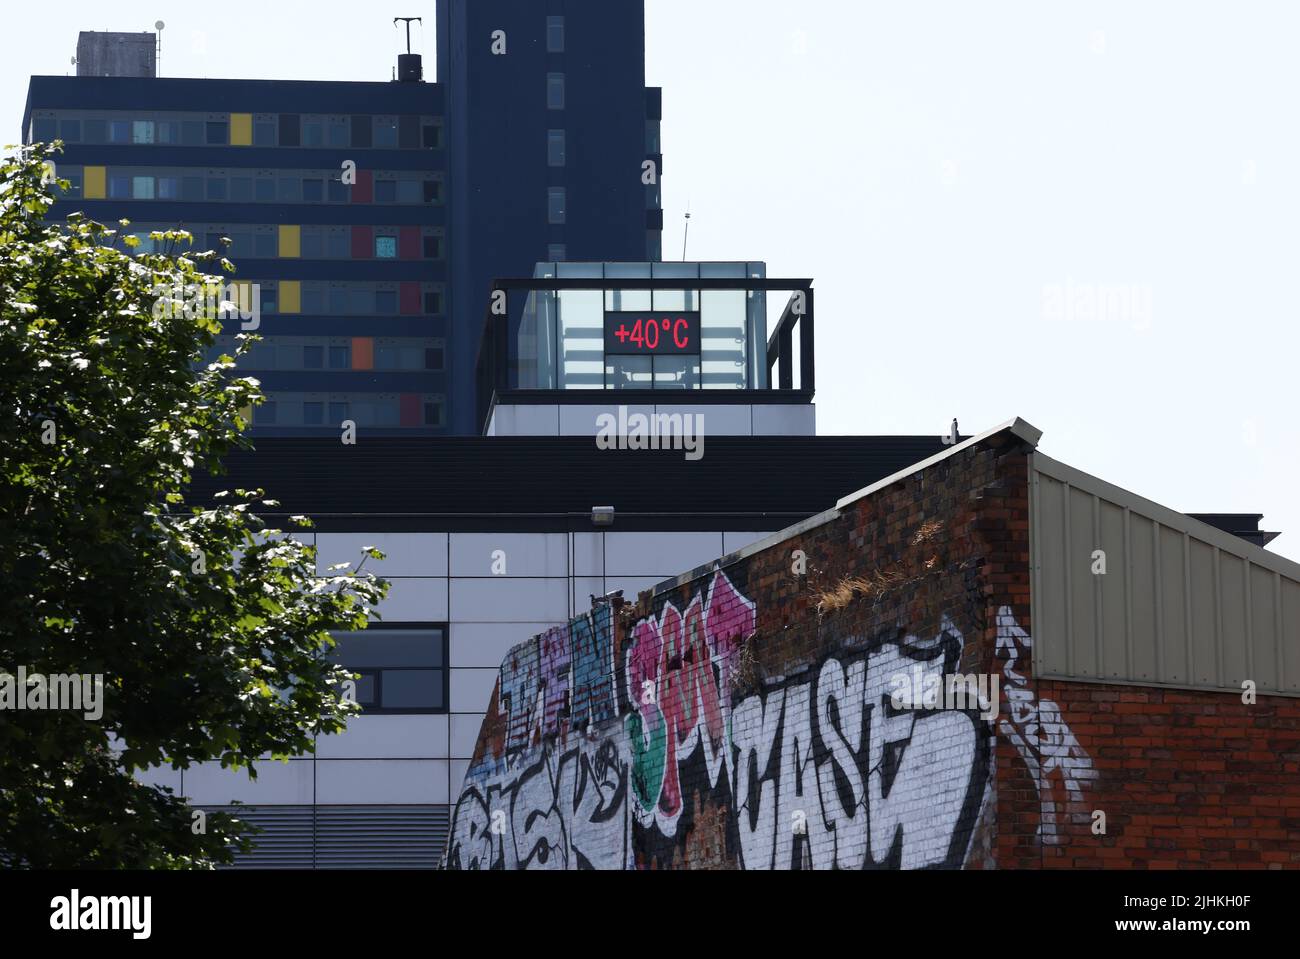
[155,20,165,77]
[394,16,421,54]
[681,202,691,261]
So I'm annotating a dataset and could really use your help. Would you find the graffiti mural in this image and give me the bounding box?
[995,606,1096,843]
[445,569,1023,870]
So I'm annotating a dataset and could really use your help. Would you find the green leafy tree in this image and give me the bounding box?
[0,143,387,868]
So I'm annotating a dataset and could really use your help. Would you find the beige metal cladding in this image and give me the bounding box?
[1029,452,1300,697]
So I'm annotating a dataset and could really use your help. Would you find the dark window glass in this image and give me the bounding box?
[399,115,419,149]
[422,236,441,259]
[380,670,443,710]
[303,288,324,313]
[425,347,444,370]
[32,117,54,142]
[327,178,348,202]
[206,177,227,201]
[304,121,323,147]
[62,173,82,198]
[329,401,348,422]
[350,115,371,148]
[205,121,228,144]
[423,291,441,314]
[253,234,275,258]
[303,346,323,368]
[547,187,566,224]
[206,233,223,252]
[397,180,420,204]
[548,129,566,166]
[277,177,300,202]
[108,176,131,199]
[254,121,276,145]
[423,402,442,426]
[254,178,275,202]
[422,180,439,203]
[108,120,130,143]
[181,120,203,145]
[58,119,81,142]
[84,118,106,143]
[302,178,323,202]
[256,401,277,424]
[375,290,397,314]
[157,177,180,200]
[279,113,301,147]
[326,232,348,258]
[328,288,347,313]
[547,16,565,53]
[547,74,565,110]
[349,289,373,313]
[261,289,278,314]
[303,400,323,424]
[421,123,440,148]
[230,177,252,201]
[375,180,396,203]
[327,119,348,147]
[328,346,349,369]
[182,177,203,201]
[301,231,323,258]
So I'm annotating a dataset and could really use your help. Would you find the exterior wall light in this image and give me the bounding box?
[591,506,615,527]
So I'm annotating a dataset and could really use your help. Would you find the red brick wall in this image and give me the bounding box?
[445,431,1300,869]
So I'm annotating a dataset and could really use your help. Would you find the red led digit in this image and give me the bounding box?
[644,317,660,350]
[673,318,690,349]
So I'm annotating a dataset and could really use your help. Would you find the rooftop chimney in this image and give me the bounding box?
[1187,513,1281,549]
[76,31,156,78]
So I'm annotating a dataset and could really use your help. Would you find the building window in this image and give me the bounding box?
[132,120,154,144]
[547,243,567,262]
[546,73,565,110]
[279,114,301,148]
[329,626,447,714]
[229,176,252,202]
[422,180,440,204]
[255,401,277,425]
[206,177,227,201]
[108,120,130,143]
[351,115,372,148]
[423,290,442,314]
[132,176,155,199]
[303,119,324,147]
[547,129,566,167]
[108,175,131,199]
[254,178,275,202]
[254,120,276,146]
[205,121,228,145]
[421,122,441,149]
[327,117,348,147]
[328,345,350,369]
[57,118,81,142]
[328,401,349,423]
[425,346,444,370]
[375,180,397,203]
[547,187,566,224]
[303,345,323,369]
[547,16,565,53]
[396,180,421,204]
[302,178,323,202]
[302,401,323,425]
[423,401,443,427]
[375,236,398,259]
[422,236,442,259]
[375,290,398,314]
[181,121,203,145]
[374,117,398,148]
[327,178,348,203]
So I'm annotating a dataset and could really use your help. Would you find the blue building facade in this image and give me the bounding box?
[22,1,661,436]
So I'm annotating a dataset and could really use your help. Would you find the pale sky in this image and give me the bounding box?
[5,1,1297,560]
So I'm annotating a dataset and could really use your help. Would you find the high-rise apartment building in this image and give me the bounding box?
[22,2,662,435]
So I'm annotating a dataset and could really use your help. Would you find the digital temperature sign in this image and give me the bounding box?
[604,311,701,355]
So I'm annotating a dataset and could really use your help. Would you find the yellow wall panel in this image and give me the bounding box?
[230,113,252,146]
[83,165,106,199]
[278,225,300,258]
[279,280,301,314]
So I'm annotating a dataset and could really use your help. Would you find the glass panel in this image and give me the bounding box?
[380,670,443,710]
